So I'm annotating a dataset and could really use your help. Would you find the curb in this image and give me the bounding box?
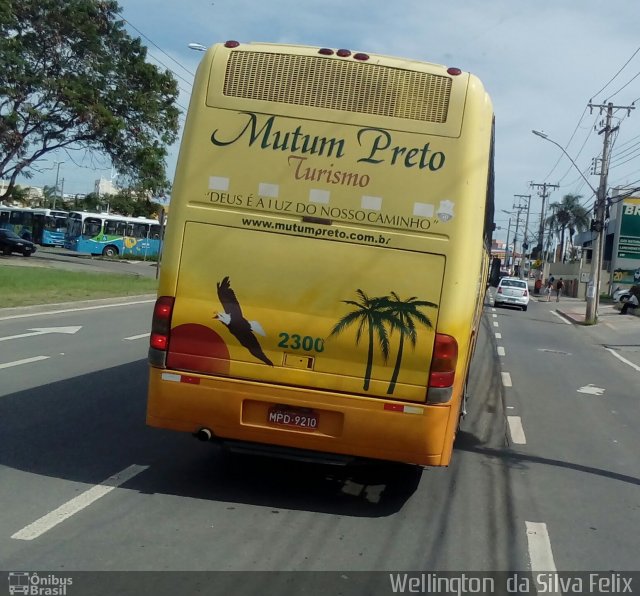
[0,294,157,319]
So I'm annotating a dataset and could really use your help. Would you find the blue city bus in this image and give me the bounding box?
[65,211,163,258]
[33,208,68,246]
[0,206,68,246]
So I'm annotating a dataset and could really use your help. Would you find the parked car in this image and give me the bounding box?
[494,277,530,311]
[0,229,37,257]
[612,287,632,303]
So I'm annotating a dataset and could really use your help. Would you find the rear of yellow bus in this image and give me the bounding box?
[146,41,494,466]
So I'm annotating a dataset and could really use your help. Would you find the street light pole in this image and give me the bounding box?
[53,161,65,209]
[531,130,600,320]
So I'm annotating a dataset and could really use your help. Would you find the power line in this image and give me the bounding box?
[543,107,589,180]
[114,12,193,113]
[554,113,600,185]
[605,69,640,102]
[116,12,196,79]
[590,45,640,100]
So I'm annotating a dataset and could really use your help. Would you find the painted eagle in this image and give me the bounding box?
[215,276,273,366]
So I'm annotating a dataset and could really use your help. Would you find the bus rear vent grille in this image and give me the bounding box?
[223,52,451,123]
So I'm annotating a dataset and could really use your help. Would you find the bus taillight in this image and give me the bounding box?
[149,296,175,367]
[427,334,458,404]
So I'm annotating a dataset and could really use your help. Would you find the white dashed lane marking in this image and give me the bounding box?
[526,522,559,584]
[123,333,150,341]
[507,416,527,444]
[0,356,50,370]
[11,465,148,541]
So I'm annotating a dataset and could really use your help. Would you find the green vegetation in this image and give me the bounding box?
[0,266,158,308]
[545,194,590,263]
[0,0,180,199]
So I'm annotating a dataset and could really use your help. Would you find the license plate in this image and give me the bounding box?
[268,406,319,431]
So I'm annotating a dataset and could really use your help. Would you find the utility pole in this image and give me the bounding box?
[511,201,527,276]
[514,194,531,278]
[504,217,512,272]
[585,101,634,324]
[530,182,559,263]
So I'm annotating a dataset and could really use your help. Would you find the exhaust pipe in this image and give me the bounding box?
[195,428,212,442]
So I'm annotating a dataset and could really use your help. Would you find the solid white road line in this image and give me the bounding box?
[123,333,150,341]
[525,521,559,575]
[0,299,155,321]
[605,347,640,372]
[550,310,572,325]
[507,416,526,444]
[11,464,148,541]
[501,372,512,387]
[0,356,50,370]
[497,346,506,356]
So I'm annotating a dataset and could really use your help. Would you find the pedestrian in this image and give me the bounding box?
[555,278,564,302]
[620,285,640,315]
[545,279,553,301]
[534,278,543,295]
[620,294,639,315]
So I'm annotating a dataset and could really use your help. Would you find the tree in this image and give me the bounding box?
[107,189,161,218]
[0,0,180,199]
[546,194,590,262]
[42,185,57,208]
[2,184,29,206]
[81,192,103,212]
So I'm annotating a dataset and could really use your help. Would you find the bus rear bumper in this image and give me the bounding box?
[146,367,456,466]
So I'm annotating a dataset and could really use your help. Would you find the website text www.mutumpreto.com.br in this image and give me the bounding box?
[241,217,392,245]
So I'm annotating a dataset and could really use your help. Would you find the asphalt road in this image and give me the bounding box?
[0,293,638,594]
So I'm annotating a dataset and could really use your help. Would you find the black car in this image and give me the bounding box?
[0,228,37,256]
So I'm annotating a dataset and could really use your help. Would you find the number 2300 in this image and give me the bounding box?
[278,333,324,353]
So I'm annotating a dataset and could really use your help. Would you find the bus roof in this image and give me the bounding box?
[68,211,160,224]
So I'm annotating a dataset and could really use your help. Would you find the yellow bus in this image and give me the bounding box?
[147,41,495,466]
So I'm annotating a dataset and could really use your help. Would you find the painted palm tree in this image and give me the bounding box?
[384,292,438,394]
[546,194,590,262]
[329,289,393,391]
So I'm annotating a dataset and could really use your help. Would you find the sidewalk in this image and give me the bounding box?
[534,292,640,324]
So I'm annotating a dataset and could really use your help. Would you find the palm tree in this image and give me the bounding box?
[329,290,393,391]
[546,194,590,262]
[42,185,57,208]
[384,292,438,394]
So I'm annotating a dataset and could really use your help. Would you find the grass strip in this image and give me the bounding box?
[0,265,158,308]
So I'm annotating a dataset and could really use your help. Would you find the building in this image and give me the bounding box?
[94,177,118,197]
[0,179,44,206]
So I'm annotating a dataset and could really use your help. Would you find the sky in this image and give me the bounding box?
[17,0,640,243]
